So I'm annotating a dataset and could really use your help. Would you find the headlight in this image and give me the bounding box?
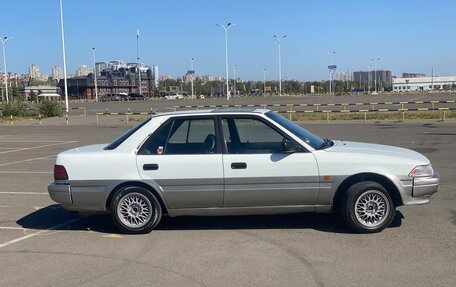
[409,164,434,177]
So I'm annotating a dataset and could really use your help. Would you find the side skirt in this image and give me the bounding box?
[167,205,332,217]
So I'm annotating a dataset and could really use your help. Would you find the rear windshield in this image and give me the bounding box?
[104,118,151,150]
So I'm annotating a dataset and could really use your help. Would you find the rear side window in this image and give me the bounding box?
[138,117,219,155]
[166,118,218,154]
[105,118,151,150]
[137,120,173,155]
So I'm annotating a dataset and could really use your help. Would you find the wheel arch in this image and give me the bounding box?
[106,181,168,215]
[333,173,403,212]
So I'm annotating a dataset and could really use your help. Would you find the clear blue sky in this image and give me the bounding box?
[1,0,455,81]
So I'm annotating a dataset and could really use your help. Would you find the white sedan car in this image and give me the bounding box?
[48,109,439,234]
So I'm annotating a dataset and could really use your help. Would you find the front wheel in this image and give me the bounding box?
[341,181,395,233]
[110,186,162,234]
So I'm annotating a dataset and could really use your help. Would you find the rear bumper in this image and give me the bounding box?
[48,180,111,212]
[48,183,72,206]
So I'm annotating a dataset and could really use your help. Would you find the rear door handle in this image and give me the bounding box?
[231,162,247,169]
[143,164,159,171]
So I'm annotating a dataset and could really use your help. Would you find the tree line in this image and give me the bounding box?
[159,78,393,96]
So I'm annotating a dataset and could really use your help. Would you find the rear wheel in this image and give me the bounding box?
[341,181,395,233]
[110,186,162,234]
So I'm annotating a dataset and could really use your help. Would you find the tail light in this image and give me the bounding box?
[54,165,69,181]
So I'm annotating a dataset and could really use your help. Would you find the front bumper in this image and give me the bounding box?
[413,172,440,198]
[48,183,72,206]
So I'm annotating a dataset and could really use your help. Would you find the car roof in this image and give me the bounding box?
[153,108,270,118]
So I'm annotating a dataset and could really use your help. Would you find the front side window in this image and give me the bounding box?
[222,117,286,154]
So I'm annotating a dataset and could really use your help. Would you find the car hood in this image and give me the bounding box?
[326,140,430,164]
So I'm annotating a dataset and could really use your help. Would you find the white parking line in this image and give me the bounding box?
[0,140,74,143]
[0,141,77,155]
[0,155,56,167]
[0,192,48,195]
[0,226,26,230]
[0,217,82,249]
[0,171,53,174]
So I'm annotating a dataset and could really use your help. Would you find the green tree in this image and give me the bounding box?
[39,100,62,117]
[1,99,34,117]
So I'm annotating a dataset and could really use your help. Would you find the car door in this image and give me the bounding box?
[136,116,224,209]
[221,115,320,207]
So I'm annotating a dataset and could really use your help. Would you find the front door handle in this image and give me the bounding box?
[143,164,159,171]
[231,162,247,169]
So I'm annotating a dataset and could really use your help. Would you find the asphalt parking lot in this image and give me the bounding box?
[0,120,455,286]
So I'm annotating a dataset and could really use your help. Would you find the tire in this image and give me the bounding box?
[341,181,395,233]
[110,186,162,234]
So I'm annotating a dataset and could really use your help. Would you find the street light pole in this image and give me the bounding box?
[273,34,287,96]
[136,29,142,95]
[232,64,237,97]
[0,36,11,104]
[367,64,372,93]
[190,57,195,99]
[371,57,380,93]
[263,69,266,93]
[91,48,98,102]
[59,0,69,113]
[216,23,234,100]
[327,51,336,96]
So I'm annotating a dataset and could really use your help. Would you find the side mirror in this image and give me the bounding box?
[282,139,301,153]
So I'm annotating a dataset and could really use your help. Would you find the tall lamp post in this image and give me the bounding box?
[327,51,336,96]
[371,57,380,93]
[273,34,287,96]
[232,64,238,97]
[59,0,69,113]
[190,58,195,99]
[91,48,98,102]
[216,23,234,100]
[0,36,11,104]
[263,69,266,94]
[136,29,142,95]
[367,64,372,93]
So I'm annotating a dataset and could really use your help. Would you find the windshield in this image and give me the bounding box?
[104,117,151,150]
[266,111,326,149]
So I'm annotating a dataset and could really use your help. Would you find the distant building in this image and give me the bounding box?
[160,75,171,81]
[393,76,456,92]
[402,73,426,78]
[23,85,61,101]
[40,73,50,82]
[184,70,195,84]
[76,65,92,77]
[201,75,222,83]
[95,61,110,75]
[28,64,40,79]
[335,71,353,82]
[52,66,63,81]
[57,69,157,100]
[152,66,159,87]
[352,70,392,90]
